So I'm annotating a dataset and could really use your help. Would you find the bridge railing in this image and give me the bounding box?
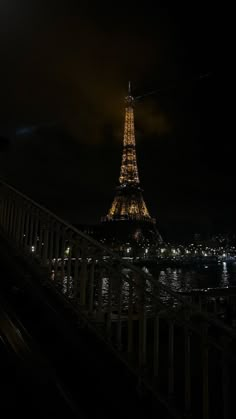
[0,179,235,419]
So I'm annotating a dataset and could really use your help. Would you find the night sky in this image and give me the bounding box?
[0,2,231,240]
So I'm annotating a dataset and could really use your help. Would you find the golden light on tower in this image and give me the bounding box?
[104,82,154,223]
[119,88,140,185]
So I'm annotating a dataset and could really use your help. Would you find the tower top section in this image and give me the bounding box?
[119,81,139,185]
[125,81,135,107]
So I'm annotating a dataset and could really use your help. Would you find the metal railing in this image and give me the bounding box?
[0,179,235,419]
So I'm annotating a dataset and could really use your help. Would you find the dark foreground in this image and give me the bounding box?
[0,236,167,419]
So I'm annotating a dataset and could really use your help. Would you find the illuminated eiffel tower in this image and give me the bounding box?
[102,83,162,249]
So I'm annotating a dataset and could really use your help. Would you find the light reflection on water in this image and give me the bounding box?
[62,276,74,296]
[220,262,229,287]
[150,262,236,292]
[56,262,236,310]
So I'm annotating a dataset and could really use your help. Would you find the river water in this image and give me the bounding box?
[145,261,236,292]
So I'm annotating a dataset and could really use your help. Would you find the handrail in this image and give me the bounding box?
[0,179,192,300]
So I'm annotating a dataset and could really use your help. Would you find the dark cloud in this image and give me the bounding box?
[0,3,179,135]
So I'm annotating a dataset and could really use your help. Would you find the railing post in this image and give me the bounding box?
[97,271,103,320]
[80,241,88,307]
[202,322,209,419]
[168,319,174,399]
[28,211,34,250]
[6,199,12,234]
[23,210,30,252]
[11,201,18,239]
[138,275,147,370]
[106,275,112,338]
[153,312,160,380]
[221,337,230,419]
[42,221,49,266]
[15,206,23,245]
[37,218,43,259]
[1,195,7,228]
[0,195,4,226]
[48,223,54,274]
[33,210,39,253]
[3,196,9,229]
[73,242,80,301]
[53,223,60,283]
[9,201,15,237]
[5,198,10,232]
[128,276,134,354]
[199,296,202,312]
[184,314,191,418]
[88,260,95,313]
[116,275,122,351]
[19,207,26,246]
[60,229,66,289]
[66,233,72,297]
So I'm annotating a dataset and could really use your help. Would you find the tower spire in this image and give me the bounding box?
[128,80,131,95]
[119,81,139,185]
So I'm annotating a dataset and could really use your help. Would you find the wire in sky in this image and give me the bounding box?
[134,72,212,101]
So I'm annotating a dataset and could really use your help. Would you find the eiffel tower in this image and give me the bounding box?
[102,83,162,250]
